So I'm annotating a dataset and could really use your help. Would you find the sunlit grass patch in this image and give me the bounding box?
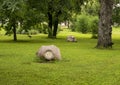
[0,28,120,85]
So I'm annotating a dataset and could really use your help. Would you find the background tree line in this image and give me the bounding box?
[0,0,119,48]
[0,0,86,40]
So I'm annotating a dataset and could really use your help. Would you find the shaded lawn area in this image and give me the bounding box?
[0,30,120,85]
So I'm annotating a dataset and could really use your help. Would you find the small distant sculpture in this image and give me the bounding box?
[36,45,61,61]
[67,35,77,42]
[28,35,32,38]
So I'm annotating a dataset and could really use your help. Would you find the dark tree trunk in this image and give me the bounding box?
[12,23,17,41]
[48,12,53,38]
[47,1,53,38]
[53,11,61,38]
[53,14,59,38]
[96,0,114,48]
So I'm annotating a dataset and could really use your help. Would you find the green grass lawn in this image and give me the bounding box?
[0,28,120,85]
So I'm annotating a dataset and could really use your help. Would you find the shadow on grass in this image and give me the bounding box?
[0,40,30,43]
[0,37,66,44]
[33,56,70,64]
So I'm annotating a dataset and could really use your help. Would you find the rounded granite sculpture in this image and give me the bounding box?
[67,35,77,42]
[36,45,61,61]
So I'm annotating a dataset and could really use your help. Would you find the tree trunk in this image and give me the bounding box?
[47,1,53,38]
[53,14,59,38]
[96,0,114,48]
[13,23,17,41]
[48,12,53,38]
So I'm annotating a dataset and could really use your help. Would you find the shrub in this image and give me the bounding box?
[58,24,63,31]
[78,15,90,33]
[90,16,99,39]
[29,29,39,35]
[71,15,91,33]
[42,24,48,34]
[70,15,99,38]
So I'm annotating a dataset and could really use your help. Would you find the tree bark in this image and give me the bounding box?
[48,12,53,38]
[12,23,17,41]
[47,1,53,38]
[96,0,114,48]
[53,10,61,38]
[11,18,17,41]
[53,13,59,38]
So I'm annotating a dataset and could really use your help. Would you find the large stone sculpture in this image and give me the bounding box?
[36,45,61,61]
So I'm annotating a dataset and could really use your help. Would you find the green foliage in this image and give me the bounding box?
[22,8,46,31]
[113,2,120,26]
[71,15,91,33]
[0,0,27,41]
[0,0,88,39]
[28,29,39,35]
[42,23,48,34]
[71,15,98,36]
[90,16,99,38]
[27,0,87,38]
[73,0,88,13]
[81,0,100,16]
[77,15,89,33]
[17,23,49,35]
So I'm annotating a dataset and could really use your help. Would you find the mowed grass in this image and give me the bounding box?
[0,29,120,85]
